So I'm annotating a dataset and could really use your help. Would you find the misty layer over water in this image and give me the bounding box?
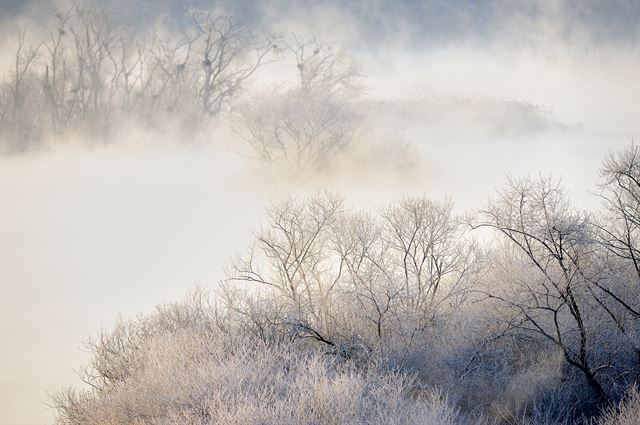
[0,1,638,424]
[0,125,627,423]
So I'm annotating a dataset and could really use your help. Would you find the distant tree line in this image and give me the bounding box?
[1,4,276,149]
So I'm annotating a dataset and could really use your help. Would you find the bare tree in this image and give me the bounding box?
[381,198,475,317]
[472,176,619,404]
[12,29,41,115]
[590,144,640,367]
[42,7,74,133]
[226,193,476,356]
[329,198,477,343]
[331,211,401,341]
[596,144,640,284]
[239,89,360,172]
[4,28,43,148]
[191,11,276,117]
[236,37,362,173]
[68,4,116,123]
[287,37,360,94]
[226,193,345,348]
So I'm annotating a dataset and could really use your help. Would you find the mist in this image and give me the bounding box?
[1,1,638,424]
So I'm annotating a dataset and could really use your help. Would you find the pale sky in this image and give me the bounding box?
[1,1,639,423]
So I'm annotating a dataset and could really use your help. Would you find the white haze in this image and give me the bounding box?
[1,1,638,423]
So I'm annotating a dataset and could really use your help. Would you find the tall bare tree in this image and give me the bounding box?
[472,177,612,403]
[596,144,640,284]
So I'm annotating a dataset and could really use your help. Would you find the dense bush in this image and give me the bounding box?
[52,292,469,425]
[596,385,640,425]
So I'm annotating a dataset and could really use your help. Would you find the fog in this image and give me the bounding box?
[1,1,638,423]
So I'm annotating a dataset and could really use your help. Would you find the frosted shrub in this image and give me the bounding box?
[597,386,640,425]
[53,294,468,425]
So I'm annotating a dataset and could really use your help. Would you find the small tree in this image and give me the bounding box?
[236,38,362,173]
[225,193,345,348]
